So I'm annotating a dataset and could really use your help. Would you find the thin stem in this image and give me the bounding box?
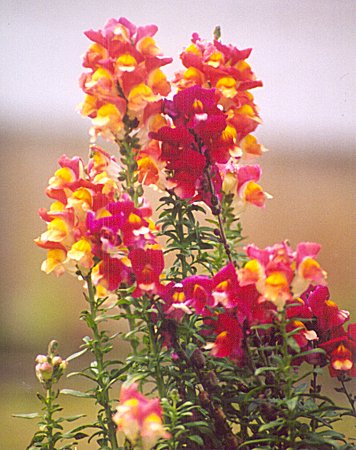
[310,365,319,432]
[146,317,166,398]
[176,200,189,278]
[85,275,119,450]
[339,375,356,415]
[205,163,233,265]
[279,311,296,448]
[45,387,55,450]
[171,334,238,449]
[122,302,139,356]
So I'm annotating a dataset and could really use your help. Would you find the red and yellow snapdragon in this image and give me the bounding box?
[79,17,172,142]
[135,33,268,213]
[113,383,170,450]
[35,146,164,295]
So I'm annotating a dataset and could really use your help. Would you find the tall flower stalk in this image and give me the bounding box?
[81,274,119,449]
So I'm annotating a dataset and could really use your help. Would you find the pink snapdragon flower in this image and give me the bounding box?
[237,241,327,310]
[36,148,164,294]
[221,162,269,210]
[113,383,170,449]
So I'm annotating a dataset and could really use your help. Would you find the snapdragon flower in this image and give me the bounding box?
[35,147,164,294]
[80,17,172,142]
[113,383,170,449]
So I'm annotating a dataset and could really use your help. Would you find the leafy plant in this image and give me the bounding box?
[16,16,356,450]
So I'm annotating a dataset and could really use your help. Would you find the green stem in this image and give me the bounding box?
[176,200,189,278]
[45,387,55,450]
[146,317,166,398]
[86,275,119,450]
[122,302,139,356]
[310,365,319,432]
[279,311,296,447]
[205,164,233,265]
[172,337,237,449]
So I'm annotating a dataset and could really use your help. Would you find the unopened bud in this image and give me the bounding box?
[211,206,221,216]
[211,195,219,206]
[35,354,47,364]
[60,359,68,371]
[52,356,63,366]
[237,382,249,393]
[225,433,240,449]
[35,361,53,383]
[214,405,226,424]
[199,390,210,408]
[35,341,67,386]
[206,371,219,390]
[191,348,206,369]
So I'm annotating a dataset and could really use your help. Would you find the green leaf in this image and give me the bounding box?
[287,337,301,353]
[12,412,39,419]
[184,420,210,428]
[66,348,88,361]
[187,435,205,446]
[291,347,325,361]
[254,366,278,376]
[60,389,92,398]
[258,418,285,432]
[73,432,89,440]
[250,323,275,331]
[242,437,278,446]
[64,414,86,422]
[286,397,298,412]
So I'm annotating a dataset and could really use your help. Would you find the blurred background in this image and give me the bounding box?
[1,0,355,448]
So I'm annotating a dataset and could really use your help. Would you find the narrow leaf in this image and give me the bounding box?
[60,389,92,398]
[12,412,39,419]
[66,348,88,362]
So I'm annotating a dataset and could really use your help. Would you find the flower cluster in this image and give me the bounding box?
[35,146,163,295]
[35,341,67,388]
[175,31,263,151]
[135,32,268,211]
[157,241,351,374]
[113,383,170,450]
[238,241,328,310]
[303,286,356,377]
[80,17,172,142]
[137,84,268,211]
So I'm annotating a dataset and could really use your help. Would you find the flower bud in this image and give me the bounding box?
[35,360,53,383]
[52,356,63,366]
[206,370,219,390]
[35,354,47,364]
[190,348,206,369]
[198,390,210,408]
[34,342,67,386]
